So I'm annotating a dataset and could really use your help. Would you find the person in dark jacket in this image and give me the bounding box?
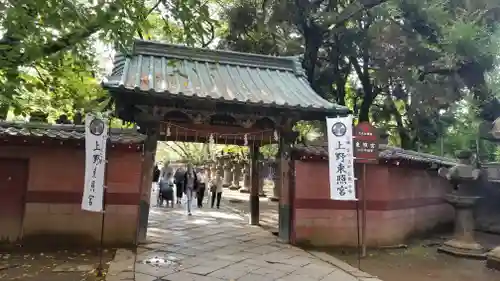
[153,164,160,183]
[182,163,198,216]
[174,167,185,204]
[196,167,207,208]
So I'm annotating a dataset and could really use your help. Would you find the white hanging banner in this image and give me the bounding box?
[326,116,356,200]
[81,114,109,212]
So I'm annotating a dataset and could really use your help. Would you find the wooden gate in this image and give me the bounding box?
[0,158,29,242]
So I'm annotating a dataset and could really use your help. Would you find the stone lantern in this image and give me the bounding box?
[222,155,232,188]
[437,149,486,258]
[270,160,280,202]
[29,111,49,123]
[230,158,244,190]
[210,161,217,182]
[258,161,266,197]
[240,160,251,193]
[215,155,224,180]
[205,160,214,182]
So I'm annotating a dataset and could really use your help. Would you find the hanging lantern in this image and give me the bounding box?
[166,124,171,136]
[244,133,248,146]
[273,130,279,142]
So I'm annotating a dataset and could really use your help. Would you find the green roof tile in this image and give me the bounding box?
[103,40,348,113]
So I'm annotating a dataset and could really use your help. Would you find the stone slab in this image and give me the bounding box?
[52,264,94,272]
[106,198,376,281]
[486,246,500,270]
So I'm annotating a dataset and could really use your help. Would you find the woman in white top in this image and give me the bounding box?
[160,161,174,183]
[210,169,223,209]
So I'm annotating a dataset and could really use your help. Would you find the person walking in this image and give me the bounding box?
[174,166,185,204]
[210,170,223,209]
[158,161,175,207]
[153,164,160,183]
[182,163,198,216]
[196,167,207,208]
[152,163,160,194]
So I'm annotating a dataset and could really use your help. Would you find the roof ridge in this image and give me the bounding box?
[131,40,305,75]
[296,142,455,162]
[0,121,141,135]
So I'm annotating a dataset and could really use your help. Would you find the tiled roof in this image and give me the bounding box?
[102,40,348,113]
[0,122,146,144]
[293,143,456,166]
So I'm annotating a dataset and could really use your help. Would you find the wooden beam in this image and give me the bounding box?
[109,88,342,122]
[157,134,276,146]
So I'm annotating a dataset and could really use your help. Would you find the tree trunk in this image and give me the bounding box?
[457,61,497,121]
[302,29,323,93]
[358,93,374,122]
[387,98,414,149]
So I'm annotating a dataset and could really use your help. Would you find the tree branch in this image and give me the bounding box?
[0,3,120,69]
[32,65,50,88]
[168,142,191,159]
[418,67,457,81]
[147,0,162,16]
[326,0,388,35]
[201,21,216,48]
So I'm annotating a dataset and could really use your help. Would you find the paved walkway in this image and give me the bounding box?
[107,191,381,281]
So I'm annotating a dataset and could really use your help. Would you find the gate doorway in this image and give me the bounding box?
[0,158,28,242]
[103,39,348,244]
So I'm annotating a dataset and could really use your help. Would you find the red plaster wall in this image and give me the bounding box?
[293,160,454,247]
[0,144,143,246]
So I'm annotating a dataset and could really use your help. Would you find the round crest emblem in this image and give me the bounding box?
[331,122,347,137]
[89,118,105,136]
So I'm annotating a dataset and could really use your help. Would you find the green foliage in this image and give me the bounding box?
[157,142,216,164]
[3,0,500,158]
[0,0,146,70]
[8,52,107,119]
[0,0,216,119]
[423,99,500,161]
[260,144,278,159]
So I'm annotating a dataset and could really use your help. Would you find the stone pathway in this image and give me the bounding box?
[107,192,381,281]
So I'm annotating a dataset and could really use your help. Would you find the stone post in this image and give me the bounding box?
[437,149,486,258]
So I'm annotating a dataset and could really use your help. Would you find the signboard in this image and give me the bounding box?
[326,116,356,201]
[354,122,379,164]
[81,114,109,212]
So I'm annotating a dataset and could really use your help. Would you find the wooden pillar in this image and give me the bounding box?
[250,144,260,225]
[136,124,158,243]
[277,130,295,243]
